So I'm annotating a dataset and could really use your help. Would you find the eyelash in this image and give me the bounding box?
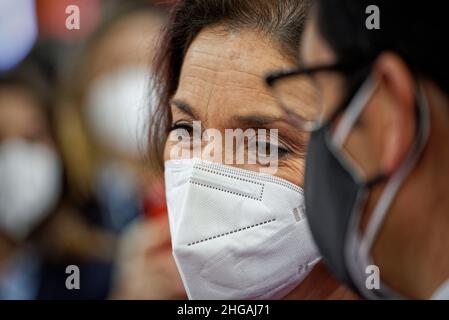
[169,121,294,158]
[170,121,194,134]
[256,139,291,158]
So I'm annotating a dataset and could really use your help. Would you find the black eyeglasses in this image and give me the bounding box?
[265,62,370,132]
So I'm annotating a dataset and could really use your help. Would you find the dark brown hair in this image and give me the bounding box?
[148,0,310,171]
[316,0,449,97]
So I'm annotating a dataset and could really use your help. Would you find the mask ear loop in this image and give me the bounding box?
[331,76,387,186]
[354,81,431,298]
[331,76,380,148]
[325,75,387,296]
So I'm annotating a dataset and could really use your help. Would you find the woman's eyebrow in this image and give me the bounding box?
[170,99,198,118]
[232,114,288,126]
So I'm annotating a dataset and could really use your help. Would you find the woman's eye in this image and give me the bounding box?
[275,145,290,158]
[271,144,290,158]
[256,141,290,158]
[170,122,194,135]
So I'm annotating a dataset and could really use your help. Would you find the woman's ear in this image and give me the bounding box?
[373,52,416,175]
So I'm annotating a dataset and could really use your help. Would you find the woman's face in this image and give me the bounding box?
[164,26,313,186]
[0,86,53,147]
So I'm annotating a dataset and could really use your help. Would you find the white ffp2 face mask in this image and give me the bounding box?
[164,158,320,300]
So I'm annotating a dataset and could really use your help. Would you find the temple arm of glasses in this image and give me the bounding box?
[265,62,365,87]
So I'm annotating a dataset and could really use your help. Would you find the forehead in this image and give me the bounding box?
[174,26,295,124]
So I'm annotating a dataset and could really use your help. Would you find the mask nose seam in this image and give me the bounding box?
[189,179,264,201]
[187,218,276,247]
[195,163,303,195]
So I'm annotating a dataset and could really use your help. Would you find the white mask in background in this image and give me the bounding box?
[165,158,320,300]
[85,66,157,156]
[0,139,62,241]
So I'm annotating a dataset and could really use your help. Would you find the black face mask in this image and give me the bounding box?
[304,77,430,299]
[305,121,379,294]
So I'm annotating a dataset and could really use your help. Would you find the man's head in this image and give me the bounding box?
[296,1,449,298]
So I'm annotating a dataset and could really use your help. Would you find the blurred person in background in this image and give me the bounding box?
[55,1,186,299]
[268,0,449,299]
[148,0,358,300]
[0,54,114,300]
[0,57,58,300]
[56,1,164,233]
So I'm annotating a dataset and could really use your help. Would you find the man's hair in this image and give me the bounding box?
[316,0,449,96]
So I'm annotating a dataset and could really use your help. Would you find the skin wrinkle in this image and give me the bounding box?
[182,76,277,99]
[187,51,259,63]
[203,84,214,125]
[183,72,277,101]
[187,31,289,73]
[181,75,279,115]
[174,86,284,126]
[171,93,287,128]
[186,62,265,79]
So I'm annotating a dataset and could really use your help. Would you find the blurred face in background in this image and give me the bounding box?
[83,10,163,166]
[56,9,166,232]
[87,10,164,223]
[0,85,61,263]
[0,86,53,146]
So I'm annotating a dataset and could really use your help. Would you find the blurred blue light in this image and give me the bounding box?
[0,0,38,72]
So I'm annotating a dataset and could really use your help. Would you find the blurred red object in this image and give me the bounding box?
[143,181,167,218]
[35,0,101,41]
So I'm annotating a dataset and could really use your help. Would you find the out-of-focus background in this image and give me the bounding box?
[0,0,186,299]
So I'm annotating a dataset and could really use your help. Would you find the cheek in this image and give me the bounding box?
[163,140,175,162]
[275,157,305,187]
[163,132,195,162]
